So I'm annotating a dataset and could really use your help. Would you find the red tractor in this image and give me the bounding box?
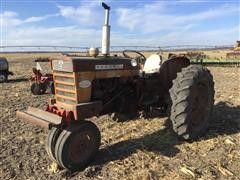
[17,3,214,171]
[30,59,55,95]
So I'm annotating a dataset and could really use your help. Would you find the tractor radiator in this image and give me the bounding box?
[53,71,77,105]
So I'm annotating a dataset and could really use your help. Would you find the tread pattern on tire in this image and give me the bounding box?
[169,65,215,140]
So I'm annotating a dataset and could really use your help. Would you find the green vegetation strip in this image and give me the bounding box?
[191,61,240,67]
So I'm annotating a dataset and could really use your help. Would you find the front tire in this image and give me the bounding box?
[46,127,62,162]
[31,82,47,95]
[55,121,101,171]
[169,65,214,140]
[0,72,7,83]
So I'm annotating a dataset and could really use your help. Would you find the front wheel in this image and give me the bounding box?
[31,82,46,95]
[54,121,101,171]
[46,127,62,162]
[0,72,7,83]
[169,65,214,140]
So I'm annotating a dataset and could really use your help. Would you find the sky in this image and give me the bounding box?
[0,0,240,48]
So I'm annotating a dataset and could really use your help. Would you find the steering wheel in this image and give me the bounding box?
[123,50,146,65]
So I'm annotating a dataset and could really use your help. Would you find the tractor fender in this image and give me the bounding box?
[158,56,190,93]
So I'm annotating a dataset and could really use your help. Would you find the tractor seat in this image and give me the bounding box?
[143,54,163,74]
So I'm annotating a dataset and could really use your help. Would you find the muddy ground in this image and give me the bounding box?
[0,54,239,180]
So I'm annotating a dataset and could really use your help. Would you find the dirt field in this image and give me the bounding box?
[0,53,240,180]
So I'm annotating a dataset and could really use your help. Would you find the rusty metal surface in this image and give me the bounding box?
[50,55,138,72]
[16,111,50,129]
[16,107,62,128]
[73,57,138,72]
[46,105,75,126]
[52,59,73,72]
[27,107,62,124]
[31,68,53,83]
[74,101,102,120]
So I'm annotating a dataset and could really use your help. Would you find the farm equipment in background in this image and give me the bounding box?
[0,57,14,83]
[30,58,55,95]
[17,2,215,171]
[168,51,208,63]
[184,51,208,63]
[226,41,240,60]
[172,50,240,67]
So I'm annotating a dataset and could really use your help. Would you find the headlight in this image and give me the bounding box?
[131,59,137,67]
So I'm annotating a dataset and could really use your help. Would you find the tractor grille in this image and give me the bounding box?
[53,71,76,105]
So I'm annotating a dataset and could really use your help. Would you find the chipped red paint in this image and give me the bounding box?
[46,105,75,126]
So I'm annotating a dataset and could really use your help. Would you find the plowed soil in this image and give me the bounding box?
[0,54,239,180]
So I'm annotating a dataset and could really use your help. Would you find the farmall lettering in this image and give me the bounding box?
[95,64,123,70]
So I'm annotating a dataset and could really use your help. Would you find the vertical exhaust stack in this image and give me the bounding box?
[101,2,111,56]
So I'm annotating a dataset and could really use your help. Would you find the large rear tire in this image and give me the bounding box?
[169,65,214,140]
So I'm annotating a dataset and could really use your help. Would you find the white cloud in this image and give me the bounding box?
[57,2,102,26]
[3,26,101,47]
[0,10,58,27]
[157,26,240,46]
[174,4,239,23]
[1,1,239,48]
[116,3,239,33]
[115,1,169,31]
[0,11,22,27]
[24,14,59,23]
[2,23,238,49]
[110,26,239,46]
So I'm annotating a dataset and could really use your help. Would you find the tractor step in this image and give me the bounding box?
[16,107,62,129]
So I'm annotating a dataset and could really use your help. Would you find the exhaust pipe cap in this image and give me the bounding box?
[89,47,99,57]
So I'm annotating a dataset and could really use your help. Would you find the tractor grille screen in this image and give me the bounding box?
[53,71,76,105]
[56,97,76,105]
[55,76,74,83]
[55,84,75,90]
[56,90,75,98]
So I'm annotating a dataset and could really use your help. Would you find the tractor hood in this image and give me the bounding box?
[51,56,139,72]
